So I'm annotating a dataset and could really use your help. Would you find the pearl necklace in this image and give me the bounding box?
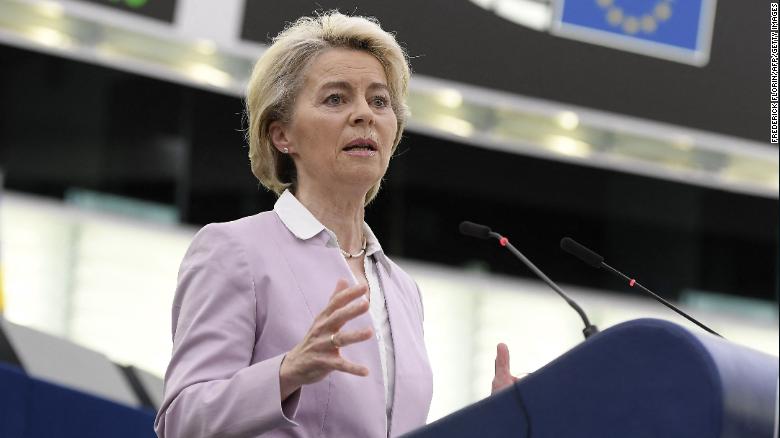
[340,236,367,259]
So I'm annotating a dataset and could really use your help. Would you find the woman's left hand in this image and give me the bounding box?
[491,343,519,394]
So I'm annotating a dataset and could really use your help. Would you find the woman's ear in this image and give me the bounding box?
[269,121,291,153]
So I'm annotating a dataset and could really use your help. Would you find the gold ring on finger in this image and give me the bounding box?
[330,333,341,349]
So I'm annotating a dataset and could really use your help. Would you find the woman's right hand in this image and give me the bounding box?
[279,279,374,400]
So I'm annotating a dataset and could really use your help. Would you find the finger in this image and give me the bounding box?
[324,299,370,331]
[332,327,374,347]
[332,278,349,294]
[322,282,368,317]
[495,343,510,376]
[328,357,370,377]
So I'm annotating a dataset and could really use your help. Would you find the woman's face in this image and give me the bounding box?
[271,48,398,198]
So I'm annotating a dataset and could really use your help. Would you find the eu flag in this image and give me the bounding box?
[551,0,717,66]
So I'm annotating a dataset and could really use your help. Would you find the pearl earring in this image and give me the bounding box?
[283,147,289,154]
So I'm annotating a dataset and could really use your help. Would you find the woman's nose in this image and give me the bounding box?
[350,99,375,126]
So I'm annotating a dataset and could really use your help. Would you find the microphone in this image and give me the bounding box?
[560,237,723,338]
[459,221,492,239]
[560,237,602,268]
[460,221,599,339]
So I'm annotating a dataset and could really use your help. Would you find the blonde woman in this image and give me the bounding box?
[155,11,517,438]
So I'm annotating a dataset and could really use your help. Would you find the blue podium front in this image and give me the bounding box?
[405,319,778,438]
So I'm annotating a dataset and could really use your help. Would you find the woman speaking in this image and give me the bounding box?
[154,11,517,438]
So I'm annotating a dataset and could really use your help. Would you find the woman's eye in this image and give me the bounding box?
[325,94,343,105]
[327,95,340,104]
[372,96,390,108]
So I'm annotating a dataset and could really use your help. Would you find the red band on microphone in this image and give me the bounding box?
[629,279,636,287]
[499,237,509,247]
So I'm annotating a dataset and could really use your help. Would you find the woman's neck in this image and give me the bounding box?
[294,185,366,253]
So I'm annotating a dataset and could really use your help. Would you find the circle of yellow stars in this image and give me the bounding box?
[596,0,673,35]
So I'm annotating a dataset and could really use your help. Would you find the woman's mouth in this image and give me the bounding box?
[342,139,378,156]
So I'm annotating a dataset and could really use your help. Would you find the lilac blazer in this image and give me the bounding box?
[154,211,433,437]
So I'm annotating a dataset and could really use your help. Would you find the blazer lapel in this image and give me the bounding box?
[377,259,432,437]
[376,260,404,434]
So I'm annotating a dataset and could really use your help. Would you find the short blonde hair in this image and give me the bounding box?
[245,11,411,205]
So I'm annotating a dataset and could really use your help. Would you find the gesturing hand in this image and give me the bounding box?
[279,279,374,400]
[491,343,519,395]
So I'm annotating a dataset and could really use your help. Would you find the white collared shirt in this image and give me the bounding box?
[274,190,396,431]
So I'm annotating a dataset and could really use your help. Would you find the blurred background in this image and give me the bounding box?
[0,0,777,423]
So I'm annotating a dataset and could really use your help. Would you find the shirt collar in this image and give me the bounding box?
[274,189,390,270]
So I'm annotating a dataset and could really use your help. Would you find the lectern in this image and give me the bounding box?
[404,318,778,438]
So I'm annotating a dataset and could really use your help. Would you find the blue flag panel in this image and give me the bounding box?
[552,0,716,66]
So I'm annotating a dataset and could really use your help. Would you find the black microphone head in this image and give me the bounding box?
[459,221,492,239]
[560,237,604,268]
